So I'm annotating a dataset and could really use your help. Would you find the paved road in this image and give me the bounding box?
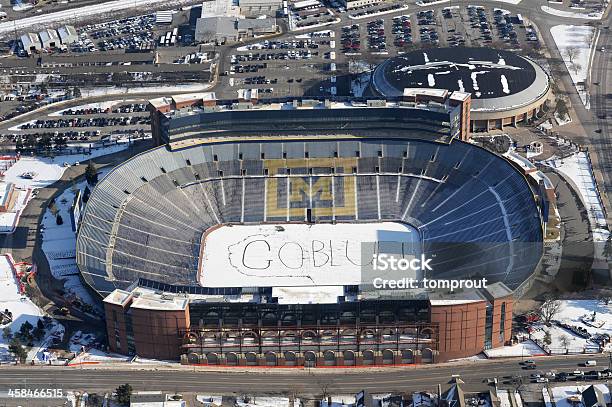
[0,354,610,395]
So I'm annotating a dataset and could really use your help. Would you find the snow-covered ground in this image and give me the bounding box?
[197,395,223,406]
[530,300,611,353]
[549,25,596,108]
[2,143,129,190]
[542,152,609,243]
[68,330,130,365]
[483,339,545,358]
[79,83,212,98]
[0,254,44,362]
[542,5,604,19]
[41,171,111,313]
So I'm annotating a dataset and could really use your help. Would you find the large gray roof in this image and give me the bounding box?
[372,47,550,113]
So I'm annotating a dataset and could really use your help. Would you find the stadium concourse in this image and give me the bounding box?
[76,92,547,366]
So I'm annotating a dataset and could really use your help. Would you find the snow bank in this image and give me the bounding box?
[542,5,604,20]
[542,151,609,242]
[484,340,545,358]
[79,83,212,98]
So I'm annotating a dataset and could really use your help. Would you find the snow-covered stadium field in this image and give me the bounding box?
[200,222,421,288]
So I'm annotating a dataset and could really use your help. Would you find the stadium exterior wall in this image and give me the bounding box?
[103,289,514,365]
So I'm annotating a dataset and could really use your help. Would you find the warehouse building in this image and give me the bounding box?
[38,28,60,48]
[57,25,78,45]
[239,0,283,15]
[20,32,42,55]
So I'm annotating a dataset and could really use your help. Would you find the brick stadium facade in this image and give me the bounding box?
[103,285,514,365]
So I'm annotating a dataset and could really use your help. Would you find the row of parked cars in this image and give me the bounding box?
[349,2,404,19]
[19,116,150,130]
[392,15,412,47]
[520,360,612,383]
[60,103,147,116]
[6,130,98,142]
[241,39,330,51]
[493,9,519,46]
[417,10,439,45]
[341,24,361,53]
[367,19,386,52]
[243,76,278,85]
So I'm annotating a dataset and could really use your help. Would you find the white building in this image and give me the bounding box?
[340,0,381,9]
[239,0,282,16]
[20,32,42,55]
[38,28,60,48]
[57,25,78,45]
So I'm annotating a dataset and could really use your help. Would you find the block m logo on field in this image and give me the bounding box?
[264,158,357,218]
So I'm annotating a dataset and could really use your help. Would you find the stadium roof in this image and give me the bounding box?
[372,47,550,112]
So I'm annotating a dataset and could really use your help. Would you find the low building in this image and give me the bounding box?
[130,391,186,407]
[0,183,17,212]
[340,0,382,10]
[38,29,60,48]
[195,16,238,43]
[239,0,282,15]
[237,17,278,37]
[155,10,173,24]
[57,25,78,45]
[20,32,42,55]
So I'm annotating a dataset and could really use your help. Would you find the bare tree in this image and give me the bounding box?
[539,296,562,324]
[570,62,582,77]
[599,293,612,305]
[560,335,571,349]
[564,46,579,65]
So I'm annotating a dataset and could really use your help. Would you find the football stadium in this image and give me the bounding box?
[76,92,546,366]
[369,48,551,131]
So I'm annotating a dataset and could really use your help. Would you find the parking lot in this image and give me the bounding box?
[218,1,544,99]
[223,34,338,98]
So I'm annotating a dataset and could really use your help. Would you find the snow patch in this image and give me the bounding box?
[427,74,435,86]
[457,79,465,92]
[500,74,510,94]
